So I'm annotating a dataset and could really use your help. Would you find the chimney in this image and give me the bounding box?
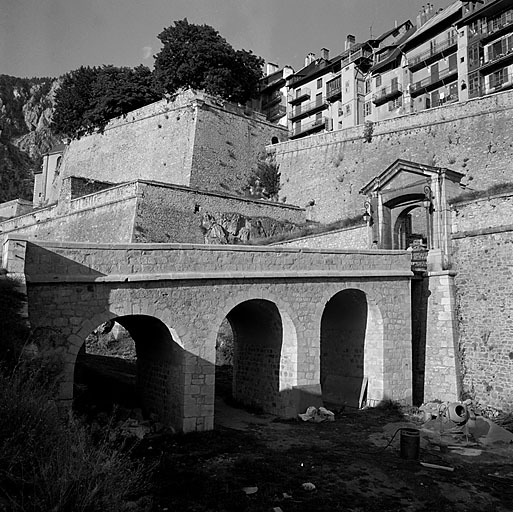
[320,47,330,60]
[345,35,356,51]
[305,52,316,66]
[283,65,294,78]
[266,62,279,76]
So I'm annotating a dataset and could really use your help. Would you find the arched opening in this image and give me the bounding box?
[393,204,429,250]
[320,289,384,408]
[215,299,294,418]
[73,315,183,426]
[271,136,279,145]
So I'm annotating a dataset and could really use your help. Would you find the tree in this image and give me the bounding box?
[153,19,264,104]
[52,65,161,139]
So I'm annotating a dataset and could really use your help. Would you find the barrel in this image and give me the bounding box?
[400,428,420,460]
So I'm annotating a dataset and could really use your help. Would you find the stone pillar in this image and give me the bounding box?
[424,270,460,402]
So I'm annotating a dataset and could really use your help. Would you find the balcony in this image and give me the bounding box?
[290,117,328,140]
[288,96,328,121]
[480,13,513,44]
[262,90,282,110]
[346,47,374,70]
[410,66,459,97]
[326,76,342,101]
[486,76,513,94]
[372,83,403,106]
[267,104,286,122]
[289,87,311,105]
[480,46,513,73]
[408,37,458,71]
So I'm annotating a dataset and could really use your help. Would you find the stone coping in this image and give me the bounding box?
[452,224,513,239]
[26,269,413,283]
[6,235,408,256]
[272,222,366,245]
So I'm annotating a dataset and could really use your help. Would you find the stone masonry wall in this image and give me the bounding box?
[5,238,412,432]
[451,192,513,412]
[274,90,513,223]
[19,240,411,278]
[0,183,139,245]
[56,94,197,194]
[134,181,304,244]
[190,99,287,195]
[275,224,368,250]
[54,90,287,203]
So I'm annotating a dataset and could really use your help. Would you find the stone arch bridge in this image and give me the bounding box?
[3,236,412,433]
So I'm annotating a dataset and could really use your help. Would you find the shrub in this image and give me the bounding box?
[0,276,153,511]
[0,367,152,512]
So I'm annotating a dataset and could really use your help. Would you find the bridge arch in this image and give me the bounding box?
[318,286,384,408]
[211,292,298,417]
[65,309,184,428]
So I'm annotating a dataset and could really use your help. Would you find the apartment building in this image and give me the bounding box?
[286,38,378,139]
[401,2,462,114]
[364,21,416,123]
[257,63,294,126]
[458,0,513,100]
[283,1,513,139]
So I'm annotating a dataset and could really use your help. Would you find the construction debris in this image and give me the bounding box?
[298,406,335,423]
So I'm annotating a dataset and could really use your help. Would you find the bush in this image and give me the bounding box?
[0,276,153,511]
[0,367,152,512]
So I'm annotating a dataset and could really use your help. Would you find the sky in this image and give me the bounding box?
[0,0,454,79]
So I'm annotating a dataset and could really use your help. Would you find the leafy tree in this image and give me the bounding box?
[153,19,264,104]
[52,65,161,139]
[51,66,98,138]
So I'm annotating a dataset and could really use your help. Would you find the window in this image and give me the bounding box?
[344,104,351,116]
[296,88,301,98]
[364,101,372,117]
[490,67,509,89]
[345,81,350,93]
[448,53,457,72]
[468,44,481,69]
[388,96,402,111]
[316,92,322,106]
[468,72,481,96]
[376,75,382,87]
[365,78,371,94]
[391,77,398,92]
[317,78,323,89]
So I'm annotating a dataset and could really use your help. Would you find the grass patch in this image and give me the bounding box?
[450,182,513,205]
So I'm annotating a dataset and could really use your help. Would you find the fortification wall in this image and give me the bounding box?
[275,224,368,250]
[134,181,304,244]
[274,90,513,223]
[451,192,513,412]
[56,94,197,196]
[0,183,138,244]
[189,100,286,195]
[54,90,287,203]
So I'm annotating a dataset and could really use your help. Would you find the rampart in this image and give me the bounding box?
[0,179,305,245]
[274,90,513,223]
[54,90,287,202]
[450,192,513,412]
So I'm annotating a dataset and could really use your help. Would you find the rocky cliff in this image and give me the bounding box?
[0,75,61,203]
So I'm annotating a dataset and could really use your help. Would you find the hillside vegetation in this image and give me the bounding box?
[0,75,61,203]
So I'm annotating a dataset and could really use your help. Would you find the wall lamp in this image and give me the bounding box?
[423,185,434,213]
[363,200,373,225]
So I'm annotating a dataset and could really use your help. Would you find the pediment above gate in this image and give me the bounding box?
[360,159,464,205]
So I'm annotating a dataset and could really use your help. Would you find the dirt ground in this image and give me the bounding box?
[135,402,513,512]
[75,359,513,511]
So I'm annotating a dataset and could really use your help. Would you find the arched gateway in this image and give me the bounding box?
[3,237,413,432]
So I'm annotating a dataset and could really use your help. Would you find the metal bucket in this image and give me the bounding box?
[400,428,420,460]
